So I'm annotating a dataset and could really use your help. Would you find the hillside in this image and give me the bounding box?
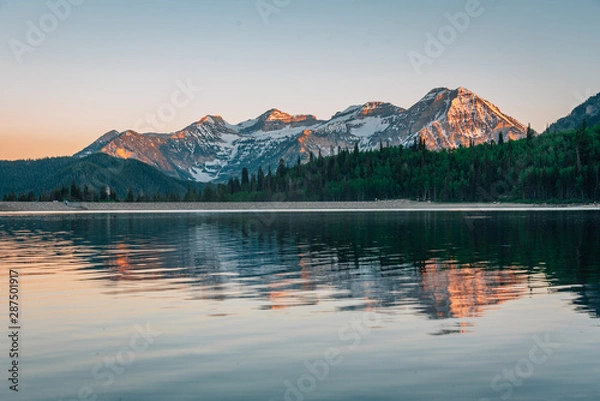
[0,153,191,201]
[548,92,600,132]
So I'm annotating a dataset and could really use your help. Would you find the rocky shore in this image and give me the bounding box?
[0,200,598,214]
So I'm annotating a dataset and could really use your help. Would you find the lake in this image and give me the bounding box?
[1,211,599,401]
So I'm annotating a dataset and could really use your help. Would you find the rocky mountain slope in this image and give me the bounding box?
[548,91,600,132]
[76,87,529,182]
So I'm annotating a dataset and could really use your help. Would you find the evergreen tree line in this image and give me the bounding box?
[4,123,599,203]
[0,153,190,202]
[2,181,182,203]
[182,122,600,203]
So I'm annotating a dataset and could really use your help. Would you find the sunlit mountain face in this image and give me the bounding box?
[75,87,528,182]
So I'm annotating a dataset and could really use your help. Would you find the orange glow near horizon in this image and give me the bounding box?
[0,136,88,161]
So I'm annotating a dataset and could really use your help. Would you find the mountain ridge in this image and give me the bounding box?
[76,87,530,182]
[548,92,600,132]
[0,153,190,200]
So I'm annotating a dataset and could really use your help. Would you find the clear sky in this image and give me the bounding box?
[1,0,599,160]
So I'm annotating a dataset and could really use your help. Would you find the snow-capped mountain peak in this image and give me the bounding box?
[419,87,451,103]
[196,115,225,125]
[76,87,530,182]
[237,109,321,134]
[263,108,291,121]
[357,101,404,118]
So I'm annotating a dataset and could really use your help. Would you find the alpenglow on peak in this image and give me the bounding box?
[76,86,529,182]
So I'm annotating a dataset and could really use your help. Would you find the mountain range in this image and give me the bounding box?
[76,87,530,182]
[2,86,598,201]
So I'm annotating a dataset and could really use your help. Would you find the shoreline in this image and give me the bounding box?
[0,200,599,215]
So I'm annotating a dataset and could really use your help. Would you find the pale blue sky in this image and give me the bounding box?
[1,0,599,159]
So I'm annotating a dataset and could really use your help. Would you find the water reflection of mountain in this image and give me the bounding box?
[1,211,599,321]
[418,261,530,319]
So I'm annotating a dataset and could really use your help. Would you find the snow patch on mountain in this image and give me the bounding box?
[349,117,390,138]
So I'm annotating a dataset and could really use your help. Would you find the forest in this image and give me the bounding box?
[3,122,600,203]
[185,122,600,203]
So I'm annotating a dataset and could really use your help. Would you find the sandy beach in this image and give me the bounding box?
[0,200,598,215]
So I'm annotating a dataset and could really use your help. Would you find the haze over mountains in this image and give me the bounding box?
[76,87,530,182]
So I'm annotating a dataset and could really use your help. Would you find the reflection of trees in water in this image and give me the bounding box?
[3,211,599,319]
[556,285,600,319]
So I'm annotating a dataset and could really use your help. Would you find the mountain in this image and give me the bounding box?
[548,92,600,132]
[76,87,529,182]
[0,153,190,199]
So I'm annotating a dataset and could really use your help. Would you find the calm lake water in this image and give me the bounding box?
[1,211,599,401]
